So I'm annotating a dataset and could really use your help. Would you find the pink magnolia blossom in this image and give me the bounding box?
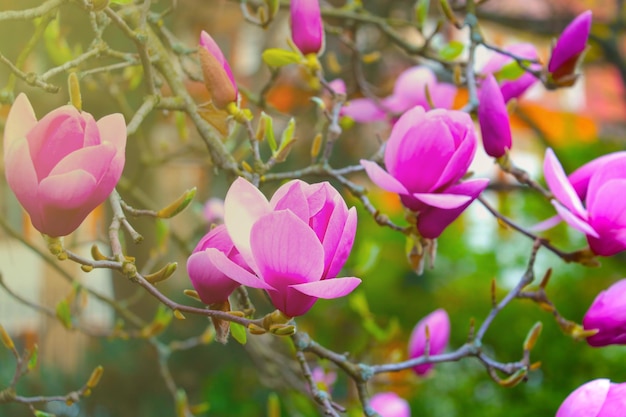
[290,0,324,55]
[3,93,126,237]
[543,148,626,256]
[481,43,540,102]
[583,279,626,347]
[478,74,512,158]
[199,178,360,317]
[199,31,238,109]
[370,392,411,417]
[203,197,225,225]
[361,106,489,238]
[548,11,593,85]
[187,225,249,305]
[408,309,450,376]
[342,67,457,123]
[556,379,626,417]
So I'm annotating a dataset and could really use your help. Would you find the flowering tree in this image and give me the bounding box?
[0,1,625,416]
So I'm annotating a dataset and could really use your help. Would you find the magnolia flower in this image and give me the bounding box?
[187,225,249,305]
[481,43,539,102]
[583,279,626,347]
[478,74,512,158]
[370,392,411,417]
[203,197,225,225]
[556,379,626,417]
[548,11,593,86]
[342,67,456,123]
[408,309,450,376]
[199,31,238,109]
[3,93,126,237]
[361,106,489,238]
[290,0,324,55]
[543,148,626,256]
[199,178,360,317]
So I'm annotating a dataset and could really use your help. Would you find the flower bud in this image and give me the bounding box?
[199,31,238,109]
[408,308,450,376]
[583,278,626,347]
[548,11,592,87]
[290,0,324,55]
[478,74,512,158]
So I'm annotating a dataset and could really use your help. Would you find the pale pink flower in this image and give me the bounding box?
[3,93,126,237]
[200,178,360,317]
[370,392,411,417]
[557,379,626,417]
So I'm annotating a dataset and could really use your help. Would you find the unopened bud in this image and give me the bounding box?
[91,244,109,261]
[156,188,196,219]
[498,368,527,388]
[173,310,186,320]
[144,262,178,284]
[0,325,15,351]
[198,47,237,110]
[523,322,543,351]
[183,289,201,301]
[86,365,104,389]
[310,133,323,159]
[68,72,82,111]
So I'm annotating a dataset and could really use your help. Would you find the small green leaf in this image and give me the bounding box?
[28,344,39,371]
[262,48,302,68]
[414,0,430,29]
[438,41,464,61]
[279,118,296,150]
[261,112,277,152]
[230,322,247,345]
[156,187,197,219]
[55,299,72,329]
[154,304,174,328]
[155,219,169,254]
[34,411,56,417]
[495,60,527,81]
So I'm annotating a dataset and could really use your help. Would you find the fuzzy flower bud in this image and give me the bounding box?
[199,31,238,109]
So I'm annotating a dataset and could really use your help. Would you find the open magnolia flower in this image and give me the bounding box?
[543,148,626,256]
[190,178,360,317]
[3,93,126,237]
[361,106,489,238]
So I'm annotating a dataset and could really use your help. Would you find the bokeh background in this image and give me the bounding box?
[1,0,626,416]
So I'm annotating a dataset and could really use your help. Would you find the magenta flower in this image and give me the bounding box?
[543,148,626,256]
[556,379,626,417]
[478,74,512,158]
[199,31,238,109]
[408,309,450,376]
[202,178,360,317]
[342,67,456,123]
[3,93,126,237]
[548,11,592,85]
[583,279,626,347]
[481,43,539,102]
[360,106,489,238]
[290,0,324,55]
[187,225,250,305]
[370,392,411,417]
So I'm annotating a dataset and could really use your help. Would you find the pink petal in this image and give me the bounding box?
[187,250,241,305]
[224,177,272,271]
[290,0,324,55]
[325,207,357,279]
[290,277,361,298]
[97,113,127,151]
[38,169,97,210]
[408,309,451,376]
[431,127,477,190]
[48,143,116,180]
[556,379,610,417]
[548,11,592,73]
[3,136,41,224]
[552,200,599,238]
[586,159,626,214]
[199,30,237,91]
[250,211,324,287]
[384,106,426,175]
[528,215,562,232]
[270,180,310,223]
[544,148,587,219]
[416,179,489,239]
[360,160,409,194]
[569,152,626,199]
[4,93,37,151]
[598,383,626,415]
[412,192,472,209]
[478,74,512,158]
[206,249,273,290]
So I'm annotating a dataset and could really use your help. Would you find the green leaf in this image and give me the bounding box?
[34,411,56,417]
[44,17,79,66]
[154,304,174,328]
[496,60,527,81]
[28,344,39,371]
[261,112,277,152]
[438,41,464,61]
[230,322,247,345]
[414,0,430,29]
[279,118,296,150]
[262,48,302,68]
[55,299,72,329]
